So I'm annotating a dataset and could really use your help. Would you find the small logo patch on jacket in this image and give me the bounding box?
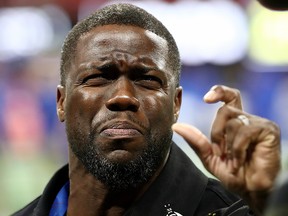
[164,204,183,216]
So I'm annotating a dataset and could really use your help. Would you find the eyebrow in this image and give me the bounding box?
[77,62,114,73]
[131,64,163,74]
[78,62,164,75]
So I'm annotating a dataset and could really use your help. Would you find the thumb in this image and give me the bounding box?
[172,123,212,161]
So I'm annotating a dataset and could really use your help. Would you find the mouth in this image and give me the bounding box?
[100,121,143,138]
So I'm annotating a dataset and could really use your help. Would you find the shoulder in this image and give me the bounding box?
[10,197,40,216]
[197,178,255,216]
[169,144,251,215]
[205,178,240,205]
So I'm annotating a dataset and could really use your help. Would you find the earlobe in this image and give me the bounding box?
[174,86,182,123]
[57,85,66,122]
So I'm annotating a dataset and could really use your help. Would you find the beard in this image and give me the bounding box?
[66,124,172,192]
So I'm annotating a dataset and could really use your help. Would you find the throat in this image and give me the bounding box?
[67,184,142,216]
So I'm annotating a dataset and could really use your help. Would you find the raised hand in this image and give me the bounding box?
[172,85,281,215]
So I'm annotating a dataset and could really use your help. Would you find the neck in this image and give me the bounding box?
[67,149,169,216]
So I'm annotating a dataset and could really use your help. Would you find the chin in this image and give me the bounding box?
[106,149,137,163]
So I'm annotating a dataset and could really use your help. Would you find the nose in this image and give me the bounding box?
[105,78,140,112]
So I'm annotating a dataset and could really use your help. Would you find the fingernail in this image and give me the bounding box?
[204,90,217,101]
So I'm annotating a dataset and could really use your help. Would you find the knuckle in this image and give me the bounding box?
[225,118,239,132]
[271,121,281,135]
[234,89,241,99]
[216,105,228,115]
[259,117,281,136]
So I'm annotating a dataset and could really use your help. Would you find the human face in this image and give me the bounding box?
[57,25,182,190]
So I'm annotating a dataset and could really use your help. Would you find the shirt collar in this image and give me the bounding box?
[49,181,69,216]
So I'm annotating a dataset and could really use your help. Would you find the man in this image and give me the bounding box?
[13,3,281,216]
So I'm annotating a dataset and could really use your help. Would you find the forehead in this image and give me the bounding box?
[75,24,169,69]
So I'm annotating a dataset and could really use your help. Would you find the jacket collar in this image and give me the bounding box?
[33,143,208,216]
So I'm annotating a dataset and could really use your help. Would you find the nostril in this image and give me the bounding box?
[108,103,138,112]
[106,95,140,112]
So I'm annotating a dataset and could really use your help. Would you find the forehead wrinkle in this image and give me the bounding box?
[81,28,145,53]
[79,25,169,56]
[74,25,171,77]
[78,59,163,76]
[77,51,158,70]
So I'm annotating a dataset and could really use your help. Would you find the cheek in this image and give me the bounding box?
[141,93,174,125]
[66,89,103,123]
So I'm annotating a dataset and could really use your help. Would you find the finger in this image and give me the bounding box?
[231,126,258,170]
[210,105,242,145]
[224,117,243,159]
[232,120,280,170]
[203,85,242,110]
[172,123,213,161]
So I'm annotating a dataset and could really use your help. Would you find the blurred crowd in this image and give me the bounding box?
[0,0,288,215]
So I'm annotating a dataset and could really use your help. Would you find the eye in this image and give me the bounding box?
[82,74,112,86]
[135,75,163,89]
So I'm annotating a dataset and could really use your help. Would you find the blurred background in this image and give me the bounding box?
[0,0,288,214]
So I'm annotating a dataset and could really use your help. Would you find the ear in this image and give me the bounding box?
[173,86,182,123]
[57,85,66,122]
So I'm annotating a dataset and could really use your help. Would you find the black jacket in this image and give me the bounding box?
[12,143,253,216]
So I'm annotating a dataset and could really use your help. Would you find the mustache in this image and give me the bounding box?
[91,112,148,134]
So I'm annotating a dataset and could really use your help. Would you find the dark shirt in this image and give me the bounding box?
[12,143,253,216]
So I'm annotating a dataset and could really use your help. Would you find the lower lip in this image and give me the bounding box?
[101,128,141,137]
